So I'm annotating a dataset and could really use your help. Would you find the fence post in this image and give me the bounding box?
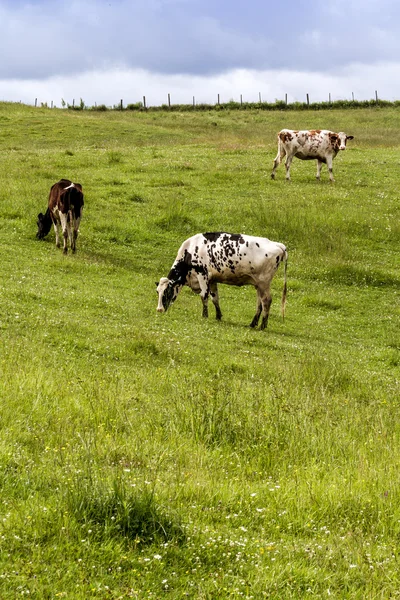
[120,99,123,110]
[72,99,75,108]
[193,96,195,108]
[35,98,37,107]
[306,93,309,105]
[143,96,146,109]
[168,93,171,107]
[217,94,220,105]
[329,93,331,104]
[240,94,243,105]
[285,93,287,105]
[259,92,262,103]
[375,90,378,104]
[51,100,53,109]
[352,92,354,102]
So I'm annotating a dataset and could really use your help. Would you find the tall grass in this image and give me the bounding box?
[0,102,399,598]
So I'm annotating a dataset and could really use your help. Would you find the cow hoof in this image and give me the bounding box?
[270,173,275,180]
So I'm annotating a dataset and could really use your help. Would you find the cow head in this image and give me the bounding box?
[331,132,354,151]
[36,208,52,239]
[156,277,182,313]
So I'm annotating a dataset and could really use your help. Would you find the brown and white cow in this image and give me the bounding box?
[37,179,84,254]
[271,129,354,182]
[156,232,288,330]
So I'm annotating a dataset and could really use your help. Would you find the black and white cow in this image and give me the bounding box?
[37,179,84,254]
[156,232,288,330]
[271,129,354,182]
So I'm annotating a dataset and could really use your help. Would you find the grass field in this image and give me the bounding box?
[0,102,399,599]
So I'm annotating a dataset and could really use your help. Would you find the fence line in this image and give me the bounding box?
[32,91,387,110]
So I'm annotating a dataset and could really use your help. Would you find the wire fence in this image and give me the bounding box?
[31,90,398,112]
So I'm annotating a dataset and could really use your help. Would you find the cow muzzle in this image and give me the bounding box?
[157,306,165,313]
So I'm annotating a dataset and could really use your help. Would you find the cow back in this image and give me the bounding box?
[49,180,84,217]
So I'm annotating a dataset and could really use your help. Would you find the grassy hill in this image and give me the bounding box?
[0,102,399,598]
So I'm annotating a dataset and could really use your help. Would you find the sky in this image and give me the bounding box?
[1,0,400,107]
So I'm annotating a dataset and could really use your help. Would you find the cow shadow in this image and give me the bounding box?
[80,248,144,273]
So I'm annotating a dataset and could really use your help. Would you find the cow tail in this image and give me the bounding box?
[281,249,288,320]
[278,133,283,157]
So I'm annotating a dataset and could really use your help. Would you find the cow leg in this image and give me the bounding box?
[284,154,293,181]
[260,288,272,330]
[326,156,335,182]
[66,216,74,254]
[210,282,222,320]
[271,145,285,180]
[70,214,80,253]
[72,216,81,253]
[201,296,209,318]
[250,289,262,328]
[316,160,323,181]
[53,221,60,248]
[72,229,78,253]
[68,211,75,251]
[59,212,69,254]
[197,276,210,318]
[71,229,77,253]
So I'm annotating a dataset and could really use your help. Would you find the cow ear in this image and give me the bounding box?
[155,281,159,287]
[347,135,354,140]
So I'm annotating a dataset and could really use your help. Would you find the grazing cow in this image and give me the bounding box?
[37,179,84,254]
[156,232,288,330]
[271,129,354,182]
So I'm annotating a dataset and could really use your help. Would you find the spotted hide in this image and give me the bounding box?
[37,179,84,254]
[271,129,354,182]
[156,232,288,330]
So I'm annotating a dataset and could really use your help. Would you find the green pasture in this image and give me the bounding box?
[0,102,399,598]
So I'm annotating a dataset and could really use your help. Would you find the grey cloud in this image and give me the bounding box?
[0,2,275,79]
[1,0,400,80]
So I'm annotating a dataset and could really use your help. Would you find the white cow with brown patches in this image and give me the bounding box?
[271,129,354,182]
[156,232,288,330]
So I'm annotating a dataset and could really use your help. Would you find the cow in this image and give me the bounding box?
[156,232,288,330]
[271,129,354,182]
[37,179,84,254]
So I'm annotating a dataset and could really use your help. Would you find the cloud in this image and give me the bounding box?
[1,0,400,81]
[1,62,399,108]
[324,0,396,17]
[0,1,275,78]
